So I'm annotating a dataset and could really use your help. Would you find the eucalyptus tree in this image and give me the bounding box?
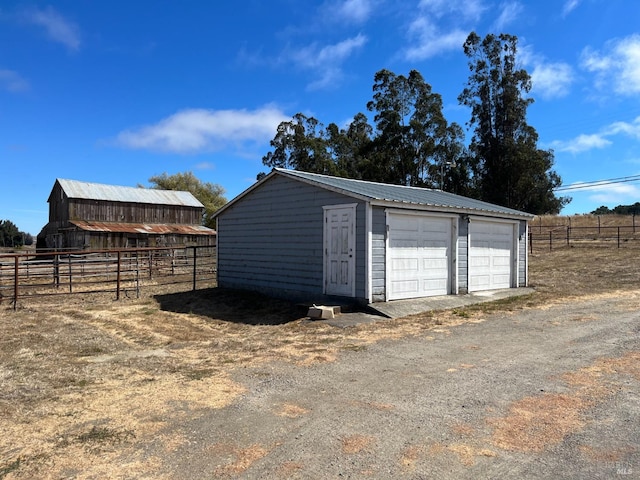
[325,112,374,179]
[458,32,569,213]
[366,69,466,189]
[262,113,336,175]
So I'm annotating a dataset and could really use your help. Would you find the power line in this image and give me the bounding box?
[554,174,640,192]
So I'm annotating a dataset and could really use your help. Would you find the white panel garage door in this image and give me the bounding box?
[469,220,514,292]
[388,213,451,300]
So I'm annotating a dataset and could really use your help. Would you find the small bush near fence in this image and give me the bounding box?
[530,214,640,251]
[0,246,216,309]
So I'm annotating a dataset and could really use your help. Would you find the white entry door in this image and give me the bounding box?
[469,220,515,291]
[323,204,356,297]
[387,213,452,300]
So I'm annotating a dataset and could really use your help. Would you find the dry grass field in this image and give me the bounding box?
[1,221,639,478]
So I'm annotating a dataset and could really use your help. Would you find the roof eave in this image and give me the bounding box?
[275,168,372,202]
[369,199,535,220]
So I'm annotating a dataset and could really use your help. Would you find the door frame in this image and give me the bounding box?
[323,203,357,297]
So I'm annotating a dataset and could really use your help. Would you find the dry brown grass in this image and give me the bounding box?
[533,214,639,229]
[1,245,639,478]
[489,351,640,453]
[341,434,376,454]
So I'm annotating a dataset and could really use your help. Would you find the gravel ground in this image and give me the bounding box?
[148,293,640,479]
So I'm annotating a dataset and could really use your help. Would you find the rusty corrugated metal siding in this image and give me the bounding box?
[69,220,215,235]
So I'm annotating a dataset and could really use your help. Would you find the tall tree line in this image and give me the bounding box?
[0,220,33,247]
[262,32,570,214]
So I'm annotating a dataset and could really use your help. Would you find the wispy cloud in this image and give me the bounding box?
[0,69,29,93]
[23,6,80,51]
[283,34,367,90]
[562,0,581,17]
[115,105,289,154]
[333,0,374,24]
[552,116,640,153]
[581,34,640,96]
[404,0,485,61]
[551,134,611,154]
[417,0,485,22]
[586,182,640,205]
[492,2,523,31]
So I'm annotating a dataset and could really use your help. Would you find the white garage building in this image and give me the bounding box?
[213,169,534,305]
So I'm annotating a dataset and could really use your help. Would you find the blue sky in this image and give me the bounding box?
[2,0,640,234]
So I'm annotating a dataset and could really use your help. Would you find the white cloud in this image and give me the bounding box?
[552,117,640,153]
[530,62,574,99]
[115,105,289,154]
[588,183,640,204]
[603,117,640,139]
[581,34,640,96]
[492,2,523,31]
[418,0,485,22]
[551,134,611,154]
[404,0,486,61]
[562,0,581,17]
[405,19,468,60]
[23,6,80,51]
[0,69,29,93]
[336,0,373,23]
[519,45,574,99]
[285,34,367,90]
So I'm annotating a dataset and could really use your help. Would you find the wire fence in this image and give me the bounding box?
[529,225,640,252]
[0,245,216,309]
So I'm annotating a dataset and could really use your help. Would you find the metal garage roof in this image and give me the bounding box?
[55,179,204,208]
[276,169,534,218]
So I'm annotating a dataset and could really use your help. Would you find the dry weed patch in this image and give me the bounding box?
[208,443,270,477]
[490,351,639,453]
[341,434,376,454]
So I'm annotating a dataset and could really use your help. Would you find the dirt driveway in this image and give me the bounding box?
[134,292,638,479]
[2,244,640,479]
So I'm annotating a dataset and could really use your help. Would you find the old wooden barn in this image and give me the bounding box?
[37,179,216,250]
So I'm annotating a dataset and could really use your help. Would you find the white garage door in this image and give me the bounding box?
[388,213,451,300]
[469,220,514,292]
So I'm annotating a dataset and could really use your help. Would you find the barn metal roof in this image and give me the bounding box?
[69,220,216,235]
[55,179,204,208]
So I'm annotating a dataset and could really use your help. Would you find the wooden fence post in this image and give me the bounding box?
[618,226,621,248]
[54,254,60,288]
[68,255,73,293]
[192,246,197,291]
[549,231,553,251]
[116,251,121,300]
[13,256,18,311]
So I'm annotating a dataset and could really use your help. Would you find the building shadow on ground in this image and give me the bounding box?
[154,287,306,325]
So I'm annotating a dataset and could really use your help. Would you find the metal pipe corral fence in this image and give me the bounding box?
[0,245,216,310]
